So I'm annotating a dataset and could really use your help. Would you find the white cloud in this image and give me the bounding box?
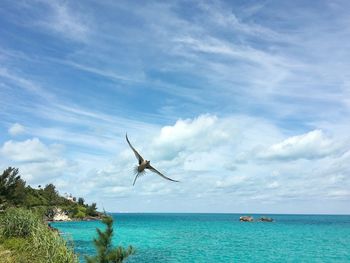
[0,138,73,184]
[257,130,341,160]
[152,115,230,160]
[327,190,350,199]
[267,181,279,189]
[1,138,62,162]
[84,115,280,199]
[1,114,348,213]
[216,175,247,188]
[8,123,25,136]
[21,158,73,183]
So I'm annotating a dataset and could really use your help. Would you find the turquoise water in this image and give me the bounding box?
[53,213,350,262]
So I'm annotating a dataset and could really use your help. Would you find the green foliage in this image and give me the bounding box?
[78,197,85,206]
[0,168,120,263]
[0,238,28,263]
[85,216,135,263]
[43,184,59,205]
[24,187,49,207]
[0,167,100,219]
[0,208,40,238]
[29,221,78,263]
[0,167,26,207]
[72,205,87,219]
[75,210,86,219]
[87,203,99,217]
[0,208,78,263]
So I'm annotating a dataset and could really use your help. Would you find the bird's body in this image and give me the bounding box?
[137,160,150,173]
[126,134,179,185]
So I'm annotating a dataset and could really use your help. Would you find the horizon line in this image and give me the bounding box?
[106,211,350,216]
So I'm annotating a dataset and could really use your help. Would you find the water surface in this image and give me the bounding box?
[53,213,350,262]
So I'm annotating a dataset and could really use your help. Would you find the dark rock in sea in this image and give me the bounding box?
[259,217,274,222]
[239,216,254,222]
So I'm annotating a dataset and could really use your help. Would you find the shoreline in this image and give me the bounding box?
[48,214,103,223]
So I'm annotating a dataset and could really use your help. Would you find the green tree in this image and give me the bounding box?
[87,203,98,216]
[73,206,86,219]
[0,167,26,207]
[75,210,86,219]
[78,197,85,206]
[11,178,26,205]
[0,167,102,221]
[85,216,134,263]
[43,184,59,205]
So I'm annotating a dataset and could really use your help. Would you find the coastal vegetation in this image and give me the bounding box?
[0,208,78,263]
[0,167,134,262]
[0,167,99,220]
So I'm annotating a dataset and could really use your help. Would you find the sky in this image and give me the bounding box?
[0,0,350,214]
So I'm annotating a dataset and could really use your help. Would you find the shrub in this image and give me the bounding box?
[0,208,40,238]
[76,210,86,219]
[0,208,78,263]
[28,223,78,263]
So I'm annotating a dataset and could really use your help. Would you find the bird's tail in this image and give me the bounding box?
[132,166,145,186]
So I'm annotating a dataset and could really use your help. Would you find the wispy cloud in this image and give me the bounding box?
[35,0,90,42]
[1,0,350,213]
[61,61,143,83]
[0,66,54,100]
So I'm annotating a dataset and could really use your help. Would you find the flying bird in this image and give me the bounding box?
[126,133,179,185]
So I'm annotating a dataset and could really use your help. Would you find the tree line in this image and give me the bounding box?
[0,167,98,219]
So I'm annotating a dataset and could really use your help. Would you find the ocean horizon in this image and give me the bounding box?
[53,213,350,262]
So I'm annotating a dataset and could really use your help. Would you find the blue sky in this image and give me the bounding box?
[1,0,350,214]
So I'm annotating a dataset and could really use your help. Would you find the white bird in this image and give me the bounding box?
[126,134,179,186]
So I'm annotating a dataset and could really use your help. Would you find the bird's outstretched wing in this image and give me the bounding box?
[147,165,179,183]
[126,133,144,164]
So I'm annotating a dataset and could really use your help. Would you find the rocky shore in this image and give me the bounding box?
[47,207,103,222]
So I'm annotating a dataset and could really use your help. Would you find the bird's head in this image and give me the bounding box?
[146,160,150,165]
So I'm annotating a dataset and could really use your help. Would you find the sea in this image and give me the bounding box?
[52,213,350,263]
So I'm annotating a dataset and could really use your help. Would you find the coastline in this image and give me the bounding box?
[43,206,104,222]
[47,215,103,223]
